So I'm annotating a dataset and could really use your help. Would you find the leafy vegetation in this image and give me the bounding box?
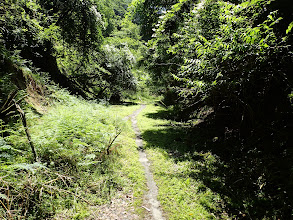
[1,0,293,219]
[137,0,293,218]
[0,0,151,217]
[0,91,146,219]
[0,0,142,105]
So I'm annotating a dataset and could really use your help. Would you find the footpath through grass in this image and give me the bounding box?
[137,104,231,219]
[1,95,233,219]
[108,103,148,217]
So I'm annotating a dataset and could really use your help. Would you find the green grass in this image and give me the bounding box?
[136,104,230,219]
[108,103,148,215]
[0,94,232,219]
[118,134,147,216]
[0,91,146,219]
[109,103,141,118]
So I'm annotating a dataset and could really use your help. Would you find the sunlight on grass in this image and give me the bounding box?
[119,137,147,216]
[137,104,230,219]
[0,91,146,219]
[109,104,141,119]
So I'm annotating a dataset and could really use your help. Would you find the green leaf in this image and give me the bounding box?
[286,21,293,34]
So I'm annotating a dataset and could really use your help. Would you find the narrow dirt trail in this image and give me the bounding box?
[129,104,165,220]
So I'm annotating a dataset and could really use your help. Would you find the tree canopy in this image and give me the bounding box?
[140,0,293,218]
[0,0,140,106]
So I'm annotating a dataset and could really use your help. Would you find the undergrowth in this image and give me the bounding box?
[0,90,145,219]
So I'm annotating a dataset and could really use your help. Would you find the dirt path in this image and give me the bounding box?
[93,105,165,220]
[130,105,165,220]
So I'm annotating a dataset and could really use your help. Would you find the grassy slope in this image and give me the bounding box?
[0,92,147,219]
[137,104,230,219]
[1,96,233,219]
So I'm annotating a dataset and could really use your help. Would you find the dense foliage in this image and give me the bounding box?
[141,0,293,218]
[1,0,293,218]
[0,0,139,109]
[0,91,141,219]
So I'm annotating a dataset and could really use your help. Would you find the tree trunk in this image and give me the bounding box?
[21,40,89,98]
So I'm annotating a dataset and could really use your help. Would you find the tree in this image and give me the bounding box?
[145,0,293,218]
[1,0,139,102]
[129,0,179,41]
[102,44,136,102]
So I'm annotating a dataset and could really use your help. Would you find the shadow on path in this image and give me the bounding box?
[140,107,292,219]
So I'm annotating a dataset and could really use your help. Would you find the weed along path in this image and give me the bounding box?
[130,104,165,220]
[95,104,228,219]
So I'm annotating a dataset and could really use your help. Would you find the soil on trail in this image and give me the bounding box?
[130,104,165,220]
[93,105,165,220]
[94,192,139,220]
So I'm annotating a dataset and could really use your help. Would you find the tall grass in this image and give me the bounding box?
[0,90,143,219]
